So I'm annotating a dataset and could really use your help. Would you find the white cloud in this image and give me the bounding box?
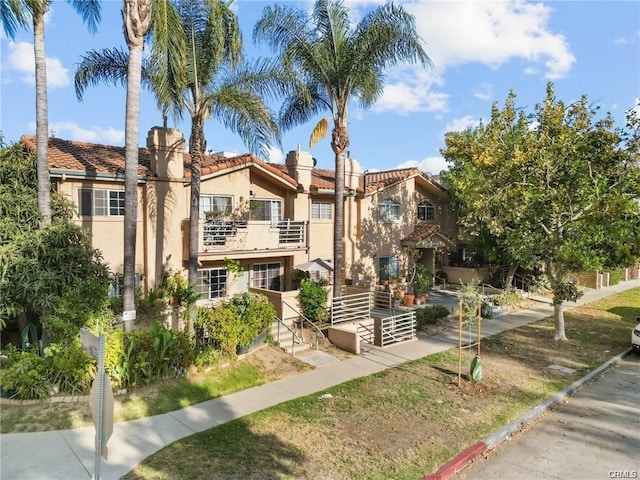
[45,121,124,144]
[373,69,449,114]
[406,0,575,80]
[5,41,70,88]
[394,156,451,175]
[445,115,480,133]
[473,82,493,101]
[353,0,574,114]
[266,145,285,164]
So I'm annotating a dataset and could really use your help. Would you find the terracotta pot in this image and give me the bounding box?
[404,294,415,306]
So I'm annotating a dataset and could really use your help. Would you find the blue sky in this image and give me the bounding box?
[1,0,639,174]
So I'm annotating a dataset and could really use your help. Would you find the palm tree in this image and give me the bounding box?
[254,0,431,297]
[76,0,284,296]
[1,0,101,228]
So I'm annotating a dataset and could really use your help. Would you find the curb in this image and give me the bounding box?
[421,348,632,480]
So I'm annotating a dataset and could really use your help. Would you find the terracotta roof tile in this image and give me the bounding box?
[21,135,152,177]
[401,223,455,247]
[193,153,299,188]
[401,224,440,243]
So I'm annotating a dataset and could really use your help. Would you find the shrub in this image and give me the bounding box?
[609,270,622,286]
[415,305,451,328]
[196,304,243,356]
[45,342,95,395]
[493,291,521,308]
[0,349,50,400]
[297,278,329,323]
[230,293,276,346]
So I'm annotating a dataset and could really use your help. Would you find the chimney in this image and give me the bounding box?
[345,157,362,192]
[147,127,185,179]
[285,146,314,191]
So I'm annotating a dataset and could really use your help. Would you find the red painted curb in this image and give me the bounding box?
[421,441,487,480]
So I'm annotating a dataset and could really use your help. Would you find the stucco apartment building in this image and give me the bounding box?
[21,126,458,303]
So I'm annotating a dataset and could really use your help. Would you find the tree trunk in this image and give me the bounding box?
[187,119,205,338]
[505,264,517,289]
[33,11,51,228]
[187,119,204,287]
[553,301,567,341]
[122,0,152,331]
[331,119,349,299]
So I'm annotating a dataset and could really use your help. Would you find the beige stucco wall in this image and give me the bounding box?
[56,178,145,277]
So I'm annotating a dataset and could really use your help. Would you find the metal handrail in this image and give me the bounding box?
[274,315,302,356]
[283,300,325,350]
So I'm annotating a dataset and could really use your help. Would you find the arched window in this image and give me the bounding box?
[379,199,400,222]
[417,200,435,221]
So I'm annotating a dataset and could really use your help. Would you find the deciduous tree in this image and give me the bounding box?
[442,84,640,340]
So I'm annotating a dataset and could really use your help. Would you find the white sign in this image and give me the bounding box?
[122,310,137,322]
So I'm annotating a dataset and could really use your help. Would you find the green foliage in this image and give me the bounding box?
[552,279,583,305]
[415,305,450,327]
[0,143,110,332]
[163,269,201,306]
[441,85,640,338]
[493,291,521,308]
[0,349,50,400]
[196,304,243,357]
[412,264,431,296]
[297,278,329,323]
[458,282,482,322]
[44,342,95,395]
[195,293,275,356]
[103,325,193,391]
[609,270,622,286]
[230,292,276,346]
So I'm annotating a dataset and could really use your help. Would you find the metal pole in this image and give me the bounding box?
[93,334,105,480]
[457,298,462,387]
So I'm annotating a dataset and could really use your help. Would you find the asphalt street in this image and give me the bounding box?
[454,354,640,480]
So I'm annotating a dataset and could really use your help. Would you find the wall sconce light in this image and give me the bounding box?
[249,190,255,198]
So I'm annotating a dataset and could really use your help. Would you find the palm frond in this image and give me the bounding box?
[68,0,102,34]
[74,47,153,101]
[207,85,281,158]
[309,117,329,148]
[0,0,30,39]
[149,0,188,120]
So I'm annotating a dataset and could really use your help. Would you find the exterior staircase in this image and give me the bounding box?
[269,317,311,356]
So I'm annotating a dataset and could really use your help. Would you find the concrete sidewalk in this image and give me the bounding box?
[1,279,639,480]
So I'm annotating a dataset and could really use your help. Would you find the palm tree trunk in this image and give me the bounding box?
[187,120,205,338]
[187,120,204,286]
[33,11,51,228]
[122,0,151,331]
[331,119,349,298]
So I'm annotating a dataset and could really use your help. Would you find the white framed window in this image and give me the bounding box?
[249,199,282,223]
[379,199,400,222]
[252,262,282,291]
[418,200,435,221]
[200,195,233,219]
[196,268,228,300]
[311,201,332,220]
[79,188,125,216]
[108,273,139,298]
[378,256,400,284]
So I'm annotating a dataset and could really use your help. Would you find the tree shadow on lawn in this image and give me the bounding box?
[123,416,306,480]
[607,306,640,322]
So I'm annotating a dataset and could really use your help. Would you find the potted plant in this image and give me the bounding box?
[413,264,431,304]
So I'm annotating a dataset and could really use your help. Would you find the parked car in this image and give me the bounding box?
[632,317,640,354]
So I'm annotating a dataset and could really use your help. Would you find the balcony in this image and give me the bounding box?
[183,219,307,261]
